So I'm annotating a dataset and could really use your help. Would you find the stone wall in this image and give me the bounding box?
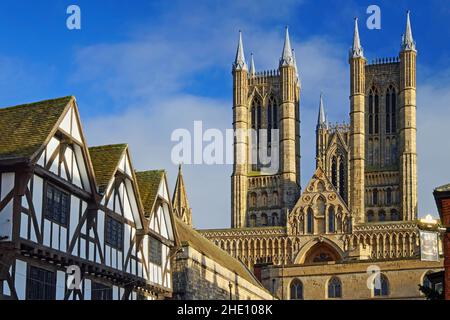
[172,245,274,300]
[262,258,442,300]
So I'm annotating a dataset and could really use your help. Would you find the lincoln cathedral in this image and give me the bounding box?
[199,11,443,299]
[0,11,443,300]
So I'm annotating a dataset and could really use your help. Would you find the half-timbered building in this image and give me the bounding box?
[0,96,177,300]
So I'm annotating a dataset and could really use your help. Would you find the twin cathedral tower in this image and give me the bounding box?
[231,12,418,230]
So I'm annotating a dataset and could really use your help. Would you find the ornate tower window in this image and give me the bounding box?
[267,96,278,144]
[373,189,378,205]
[339,157,346,201]
[328,207,335,233]
[385,85,396,134]
[271,212,279,226]
[307,209,314,234]
[331,156,337,189]
[327,277,342,299]
[251,97,262,171]
[386,188,392,205]
[368,87,379,135]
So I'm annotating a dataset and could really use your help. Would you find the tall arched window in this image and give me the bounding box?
[328,207,335,233]
[327,277,342,298]
[373,189,378,206]
[368,87,379,134]
[267,96,277,144]
[339,158,346,201]
[290,279,303,300]
[378,210,386,222]
[386,188,392,205]
[307,209,314,234]
[271,213,278,226]
[373,274,389,297]
[251,97,262,170]
[331,157,337,189]
[385,85,396,134]
[261,213,268,227]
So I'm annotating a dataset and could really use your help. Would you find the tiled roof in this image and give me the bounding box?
[136,170,165,215]
[0,96,73,161]
[88,144,127,194]
[175,218,267,291]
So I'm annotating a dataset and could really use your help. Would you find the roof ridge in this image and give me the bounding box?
[89,143,128,150]
[0,96,74,112]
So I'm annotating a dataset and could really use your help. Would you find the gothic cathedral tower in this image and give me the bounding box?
[231,29,301,228]
[347,12,418,223]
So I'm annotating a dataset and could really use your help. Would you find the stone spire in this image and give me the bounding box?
[280,26,295,67]
[350,18,364,58]
[317,93,327,129]
[249,53,256,76]
[172,164,192,226]
[233,30,248,71]
[401,10,416,51]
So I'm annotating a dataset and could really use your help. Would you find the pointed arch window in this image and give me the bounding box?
[339,157,346,201]
[251,97,262,170]
[271,213,279,226]
[267,96,278,144]
[386,188,392,205]
[328,207,335,233]
[373,189,378,206]
[386,85,396,134]
[327,277,342,298]
[290,279,303,300]
[373,274,389,297]
[368,87,379,134]
[307,209,314,234]
[331,157,338,189]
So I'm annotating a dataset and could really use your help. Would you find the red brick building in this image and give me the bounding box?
[434,184,450,300]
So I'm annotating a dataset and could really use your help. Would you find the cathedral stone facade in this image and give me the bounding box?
[200,12,443,299]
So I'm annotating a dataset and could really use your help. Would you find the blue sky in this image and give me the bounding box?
[0,0,449,228]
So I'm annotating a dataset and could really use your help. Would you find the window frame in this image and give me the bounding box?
[149,236,163,266]
[44,183,71,227]
[105,215,124,251]
[26,265,56,300]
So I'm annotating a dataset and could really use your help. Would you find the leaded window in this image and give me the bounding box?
[105,216,124,250]
[45,184,70,226]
